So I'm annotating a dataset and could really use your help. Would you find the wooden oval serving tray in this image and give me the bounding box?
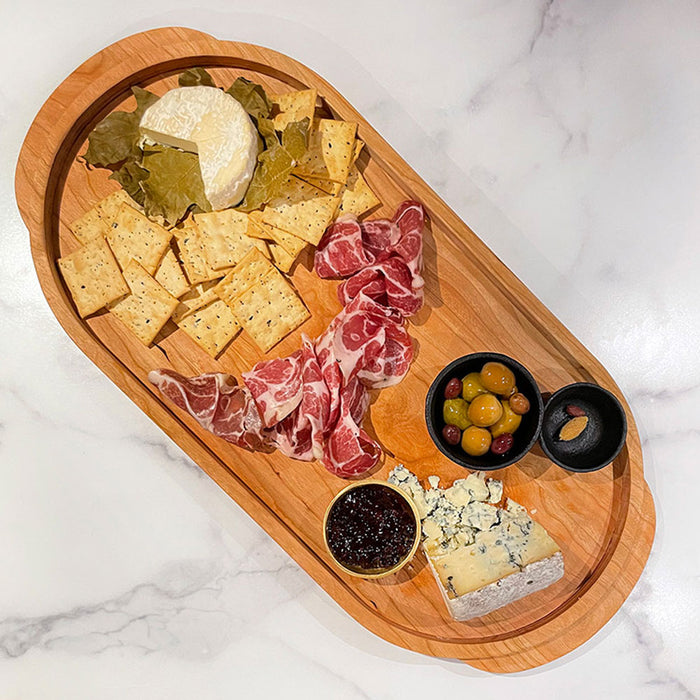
[16,27,656,672]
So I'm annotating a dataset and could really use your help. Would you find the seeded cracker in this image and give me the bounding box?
[177,299,241,358]
[268,241,296,273]
[106,202,172,275]
[338,166,380,217]
[292,118,357,185]
[171,281,220,324]
[248,211,307,259]
[262,177,340,246]
[194,209,263,271]
[98,189,143,217]
[271,89,317,131]
[214,247,274,307]
[57,237,129,317]
[69,190,141,245]
[294,176,343,196]
[155,246,190,297]
[231,270,309,353]
[352,139,365,163]
[108,260,179,346]
[174,219,228,285]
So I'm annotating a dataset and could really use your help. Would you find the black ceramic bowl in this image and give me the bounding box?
[540,383,627,472]
[425,352,544,470]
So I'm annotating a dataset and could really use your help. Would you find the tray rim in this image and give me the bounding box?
[14,26,656,673]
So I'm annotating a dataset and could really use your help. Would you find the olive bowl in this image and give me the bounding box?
[322,481,421,579]
[425,352,544,471]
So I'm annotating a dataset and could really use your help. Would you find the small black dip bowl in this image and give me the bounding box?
[425,352,544,470]
[539,382,627,472]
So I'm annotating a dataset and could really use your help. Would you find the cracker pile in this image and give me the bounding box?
[58,89,379,359]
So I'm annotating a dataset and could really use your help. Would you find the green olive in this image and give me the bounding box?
[443,398,472,430]
[462,372,489,402]
[490,399,522,437]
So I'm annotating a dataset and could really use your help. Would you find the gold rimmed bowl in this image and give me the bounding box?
[323,481,421,579]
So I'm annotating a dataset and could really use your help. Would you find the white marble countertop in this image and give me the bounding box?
[1,1,698,697]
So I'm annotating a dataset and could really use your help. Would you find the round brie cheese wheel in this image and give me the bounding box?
[139,86,258,209]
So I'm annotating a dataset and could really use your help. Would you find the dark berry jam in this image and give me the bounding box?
[325,484,417,572]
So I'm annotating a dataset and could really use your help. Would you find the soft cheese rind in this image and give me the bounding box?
[140,86,258,209]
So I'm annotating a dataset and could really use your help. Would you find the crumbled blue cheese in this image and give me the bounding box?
[388,467,505,557]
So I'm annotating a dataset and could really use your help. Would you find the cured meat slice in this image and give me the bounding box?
[392,200,425,291]
[327,293,410,388]
[148,369,271,452]
[317,200,425,318]
[272,336,330,461]
[242,350,303,428]
[338,256,422,317]
[314,218,372,278]
[322,381,381,478]
[356,319,413,389]
[315,318,344,429]
[361,219,400,263]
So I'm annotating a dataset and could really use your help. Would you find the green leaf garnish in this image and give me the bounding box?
[178,68,216,87]
[141,146,211,225]
[226,77,272,120]
[238,117,309,211]
[83,88,159,168]
[109,160,149,205]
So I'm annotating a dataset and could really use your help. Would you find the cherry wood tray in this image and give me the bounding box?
[15,27,656,672]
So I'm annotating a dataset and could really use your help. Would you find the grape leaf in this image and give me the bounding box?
[178,68,216,87]
[83,88,159,167]
[109,160,149,205]
[141,146,211,225]
[226,77,271,120]
[238,118,309,211]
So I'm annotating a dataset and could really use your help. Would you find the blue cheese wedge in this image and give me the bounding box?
[388,468,564,621]
[140,86,258,209]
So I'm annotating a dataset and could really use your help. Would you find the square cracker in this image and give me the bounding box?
[292,118,357,184]
[98,189,143,217]
[352,139,365,163]
[108,260,179,346]
[194,209,264,271]
[177,299,241,358]
[248,211,307,258]
[69,206,109,245]
[271,89,317,131]
[69,190,141,245]
[171,280,220,324]
[338,166,381,217]
[294,175,343,196]
[57,237,129,317]
[214,247,274,307]
[262,177,340,246]
[231,270,309,353]
[173,219,227,285]
[106,203,172,275]
[268,242,297,274]
[155,246,190,298]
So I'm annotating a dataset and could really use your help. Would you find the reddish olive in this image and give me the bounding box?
[442,424,462,445]
[444,378,463,400]
[490,432,514,455]
[566,404,586,417]
[509,392,530,415]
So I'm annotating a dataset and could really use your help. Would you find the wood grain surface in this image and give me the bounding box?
[15,27,656,672]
